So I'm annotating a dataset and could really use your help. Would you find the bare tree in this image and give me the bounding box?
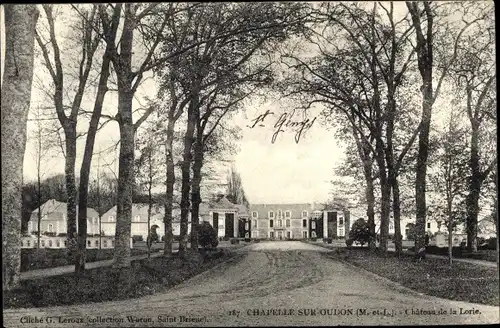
[2,4,39,290]
[405,0,490,254]
[35,4,102,274]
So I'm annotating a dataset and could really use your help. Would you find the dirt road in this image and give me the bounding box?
[4,241,499,327]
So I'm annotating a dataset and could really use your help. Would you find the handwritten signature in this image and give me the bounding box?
[247,109,317,143]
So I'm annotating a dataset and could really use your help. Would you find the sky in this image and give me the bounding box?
[2,3,492,207]
[0,5,346,205]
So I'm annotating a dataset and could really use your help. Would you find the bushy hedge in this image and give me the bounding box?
[132,235,143,242]
[198,222,218,249]
[478,237,497,251]
[20,248,148,271]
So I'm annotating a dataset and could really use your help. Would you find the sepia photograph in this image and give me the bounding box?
[1,2,498,327]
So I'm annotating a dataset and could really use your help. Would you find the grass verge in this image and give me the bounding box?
[324,247,499,306]
[21,248,155,272]
[6,248,242,309]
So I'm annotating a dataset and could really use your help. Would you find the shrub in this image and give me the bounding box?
[57,233,67,237]
[310,237,317,242]
[230,238,239,245]
[132,235,143,243]
[244,238,251,242]
[253,239,261,243]
[326,237,333,244]
[223,236,230,241]
[198,222,218,249]
[346,239,353,247]
[348,218,370,247]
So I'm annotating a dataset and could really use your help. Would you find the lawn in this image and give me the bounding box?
[6,248,243,309]
[325,247,499,306]
[21,247,156,272]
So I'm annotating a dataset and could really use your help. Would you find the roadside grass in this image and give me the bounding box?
[6,248,243,309]
[21,248,155,272]
[324,247,499,306]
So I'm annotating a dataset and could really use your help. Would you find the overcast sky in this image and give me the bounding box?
[1,5,350,205]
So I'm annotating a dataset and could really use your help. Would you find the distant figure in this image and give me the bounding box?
[416,246,426,262]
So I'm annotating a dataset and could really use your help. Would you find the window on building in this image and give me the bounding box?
[95,240,99,247]
[302,211,308,218]
[312,221,316,229]
[302,231,308,239]
[48,224,53,232]
[56,240,60,247]
[104,240,108,247]
[269,231,275,239]
[64,240,68,247]
[277,210,282,218]
[252,211,258,218]
[389,224,394,230]
[111,240,114,247]
[41,240,45,247]
[269,220,274,228]
[312,231,316,238]
[339,218,344,225]
[109,216,114,222]
[339,228,344,237]
[27,240,31,247]
[427,222,431,229]
[278,219,283,227]
[269,211,274,218]
[286,219,290,227]
[49,240,53,247]
[287,231,291,239]
[253,220,257,228]
[302,219,307,228]
[285,211,291,218]
[245,221,249,230]
[87,240,91,247]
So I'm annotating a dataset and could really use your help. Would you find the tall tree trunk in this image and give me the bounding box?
[147,150,153,259]
[391,175,403,256]
[414,95,432,254]
[366,177,376,251]
[374,137,390,253]
[447,198,453,266]
[163,120,175,256]
[179,91,199,258]
[113,4,135,269]
[76,55,110,274]
[114,96,135,268]
[351,122,376,251]
[493,164,499,271]
[466,123,481,253]
[1,4,39,290]
[407,1,435,255]
[37,158,42,251]
[190,134,204,250]
[64,127,78,262]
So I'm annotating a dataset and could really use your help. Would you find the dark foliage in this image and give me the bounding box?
[198,221,218,249]
[348,218,370,246]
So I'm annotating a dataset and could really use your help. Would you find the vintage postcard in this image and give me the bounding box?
[2,2,498,327]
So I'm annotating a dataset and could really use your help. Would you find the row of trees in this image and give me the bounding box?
[2,2,496,290]
[280,2,496,264]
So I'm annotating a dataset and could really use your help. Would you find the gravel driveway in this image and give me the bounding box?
[4,241,499,327]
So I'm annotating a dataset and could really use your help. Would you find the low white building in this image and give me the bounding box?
[101,204,194,240]
[28,199,100,235]
[21,235,132,249]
